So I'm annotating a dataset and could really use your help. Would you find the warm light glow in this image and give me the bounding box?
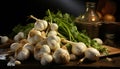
[91,17,96,21]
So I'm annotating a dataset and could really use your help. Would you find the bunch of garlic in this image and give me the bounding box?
[8,15,104,66]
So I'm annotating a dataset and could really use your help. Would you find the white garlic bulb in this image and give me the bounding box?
[27,29,42,44]
[40,53,53,66]
[15,47,30,61]
[53,48,70,64]
[47,30,57,37]
[93,38,103,45]
[84,47,101,61]
[47,39,60,51]
[34,20,48,31]
[71,42,87,56]
[50,23,58,31]
[14,32,24,42]
[79,47,101,63]
[23,43,34,53]
[10,42,22,52]
[34,44,51,60]
[0,36,9,44]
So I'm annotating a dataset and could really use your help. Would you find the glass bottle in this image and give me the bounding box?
[80,2,100,22]
[75,2,101,39]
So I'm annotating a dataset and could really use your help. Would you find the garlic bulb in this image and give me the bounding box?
[47,35,61,43]
[34,44,51,60]
[27,29,43,44]
[50,23,58,31]
[53,48,70,64]
[15,47,30,61]
[71,42,87,56]
[79,47,101,63]
[34,20,48,31]
[10,42,22,52]
[93,38,103,45]
[23,43,34,53]
[0,36,9,44]
[40,53,53,66]
[47,30,57,37]
[47,39,60,51]
[14,32,24,42]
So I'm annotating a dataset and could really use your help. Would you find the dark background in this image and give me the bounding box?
[0,0,120,36]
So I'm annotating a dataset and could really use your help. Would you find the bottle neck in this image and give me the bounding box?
[86,2,96,12]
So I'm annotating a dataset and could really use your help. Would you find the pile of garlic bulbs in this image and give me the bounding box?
[8,15,103,66]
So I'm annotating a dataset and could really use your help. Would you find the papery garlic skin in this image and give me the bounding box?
[53,48,70,64]
[15,47,30,61]
[40,53,53,66]
[71,42,87,56]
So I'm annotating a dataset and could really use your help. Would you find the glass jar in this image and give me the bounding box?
[75,2,101,39]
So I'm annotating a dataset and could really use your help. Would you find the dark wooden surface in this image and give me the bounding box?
[1,54,120,69]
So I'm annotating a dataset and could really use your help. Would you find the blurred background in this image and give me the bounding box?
[0,0,120,36]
